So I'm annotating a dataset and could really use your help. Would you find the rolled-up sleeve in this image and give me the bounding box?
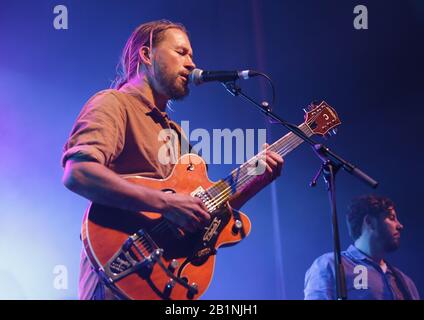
[62,90,127,167]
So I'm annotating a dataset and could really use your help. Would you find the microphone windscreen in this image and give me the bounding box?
[188,68,204,85]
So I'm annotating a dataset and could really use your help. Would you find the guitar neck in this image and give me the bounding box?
[207,123,314,207]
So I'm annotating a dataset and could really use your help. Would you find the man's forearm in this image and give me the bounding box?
[63,160,167,213]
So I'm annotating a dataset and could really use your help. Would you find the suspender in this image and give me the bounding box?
[386,262,413,300]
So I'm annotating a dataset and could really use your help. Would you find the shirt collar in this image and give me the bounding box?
[347,245,391,273]
[119,83,169,120]
[346,244,370,261]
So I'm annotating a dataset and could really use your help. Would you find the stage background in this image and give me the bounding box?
[0,0,423,299]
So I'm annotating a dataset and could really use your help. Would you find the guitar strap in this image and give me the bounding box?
[386,262,413,300]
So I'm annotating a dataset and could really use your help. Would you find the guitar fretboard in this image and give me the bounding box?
[206,123,313,207]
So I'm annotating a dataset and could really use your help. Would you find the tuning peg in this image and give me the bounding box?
[325,129,337,139]
[305,105,314,112]
[306,101,321,111]
[309,100,320,110]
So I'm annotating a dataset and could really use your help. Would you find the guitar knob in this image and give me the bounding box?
[187,283,198,300]
[168,259,179,273]
[232,219,243,234]
[163,279,176,298]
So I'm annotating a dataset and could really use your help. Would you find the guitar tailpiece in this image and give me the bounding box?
[100,230,199,299]
[101,230,161,283]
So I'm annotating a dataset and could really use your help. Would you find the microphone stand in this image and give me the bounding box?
[223,81,378,300]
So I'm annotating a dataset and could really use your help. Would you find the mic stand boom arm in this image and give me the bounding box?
[223,80,378,300]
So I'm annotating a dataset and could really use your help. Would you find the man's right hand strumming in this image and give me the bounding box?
[162,193,211,233]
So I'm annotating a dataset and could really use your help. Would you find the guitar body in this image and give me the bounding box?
[82,153,252,300]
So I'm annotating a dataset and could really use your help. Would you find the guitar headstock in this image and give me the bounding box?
[304,101,341,136]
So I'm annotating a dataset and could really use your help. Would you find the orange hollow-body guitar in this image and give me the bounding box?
[82,101,340,300]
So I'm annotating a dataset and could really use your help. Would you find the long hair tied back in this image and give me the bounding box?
[112,19,187,89]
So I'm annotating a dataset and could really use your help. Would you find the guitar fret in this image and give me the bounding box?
[207,123,313,207]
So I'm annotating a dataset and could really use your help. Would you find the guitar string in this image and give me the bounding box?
[148,126,309,235]
[148,133,306,235]
[207,133,308,209]
[149,116,321,235]
[207,108,329,200]
[149,110,331,235]
[209,124,310,197]
[206,122,315,206]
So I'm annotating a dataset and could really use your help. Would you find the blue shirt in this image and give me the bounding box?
[304,245,420,300]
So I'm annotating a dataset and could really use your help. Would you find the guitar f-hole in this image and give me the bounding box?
[161,188,176,194]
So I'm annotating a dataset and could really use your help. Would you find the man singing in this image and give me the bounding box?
[61,20,284,300]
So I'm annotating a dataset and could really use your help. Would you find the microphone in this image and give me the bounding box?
[188,68,259,85]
